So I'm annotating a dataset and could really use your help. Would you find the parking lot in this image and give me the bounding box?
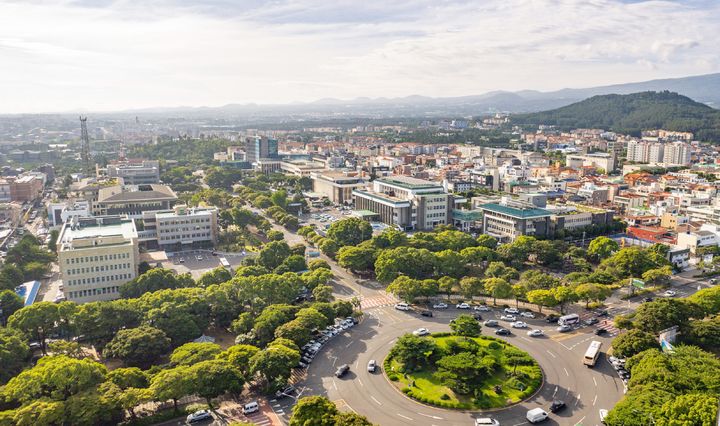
[168,250,250,279]
[299,206,392,235]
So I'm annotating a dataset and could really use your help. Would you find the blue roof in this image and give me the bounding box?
[480,203,551,219]
[15,281,41,306]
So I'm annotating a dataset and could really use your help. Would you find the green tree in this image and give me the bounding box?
[103,325,170,367]
[150,366,192,412]
[526,289,557,313]
[170,342,223,366]
[106,367,148,390]
[450,314,481,337]
[0,327,30,383]
[289,395,338,426]
[657,393,719,425]
[686,317,720,350]
[334,411,375,426]
[388,334,438,372]
[435,352,493,394]
[337,245,377,273]
[258,241,292,270]
[271,189,288,209]
[587,236,619,261]
[435,249,466,278]
[460,246,496,265]
[573,283,612,308]
[374,247,436,283]
[551,286,579,314]
[484,261,519,281]
[120,268,194,298]
[641,266,673,286]
[0,264,25,291]
[386,276,437,303]
[483,277,512,305]
[217,344,260,377]
[197,267,232,287]
[312,284,334,303]
[308,259,331,271]
[611,329,659,358]
[250,343,301,390]
[459,276,484,300]
[438,276,458,301]
[186,359,245,408]
[633,299,702,334]
[476,234,498,250]
[327,218,373,247]
[0,289,23,325]
[7,301,59,354]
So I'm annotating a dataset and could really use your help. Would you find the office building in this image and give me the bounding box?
[95,184,178,218]
[138,205,218,251]
[47,200,92,227]
[58,216,139,303]
[478,198,552,241]
[245,136,279,165]
[10,175,44,202]
[353,176,460,230]
[104,159,160,185]
[311,172,367,204]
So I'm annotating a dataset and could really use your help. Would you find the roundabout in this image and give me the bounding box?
[284,303,625,425]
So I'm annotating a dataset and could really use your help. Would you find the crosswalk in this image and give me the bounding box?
[360,294,398,309]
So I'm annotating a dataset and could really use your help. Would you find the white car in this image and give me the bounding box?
[511,321,528,328]
[527,329,544,337]
[413,328,430,336]
[663,290,677,297]
[475,418,500,426]
[394,303,410,311]
[187,410,213,423]
[520,311,535,319]
[242,401,259,415]
[433,302,448,309]
[456,303,471,309]
[500,315,516,321]
[473,305,491,312]
[504,307,519,314]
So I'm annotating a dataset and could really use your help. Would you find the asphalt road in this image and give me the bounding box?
[275,305,623,426]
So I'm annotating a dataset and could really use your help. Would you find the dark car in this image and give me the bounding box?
[420,310,433,317]
[643,297,654,303]
[473,312,483,321]
[275,385,296,399]
[584,317,599,326]
[545,314,559,323]
[495,328,511,336]
[596,310,609,317]
[335,364,350,378]
[549,400,566,413]
[594,328,608,336]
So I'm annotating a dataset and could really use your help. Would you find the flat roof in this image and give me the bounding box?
[60,217,137,242]
[377,175,442,190]
[480,203,552,219]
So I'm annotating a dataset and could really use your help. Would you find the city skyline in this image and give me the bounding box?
[1,0,719,113]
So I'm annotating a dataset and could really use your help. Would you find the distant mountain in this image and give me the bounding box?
[512,91,720,141]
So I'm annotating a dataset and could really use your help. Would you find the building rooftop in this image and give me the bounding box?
[98,184,177,203]
[377,175,442,190]
[60,216,137,245]
[480,202,552,219]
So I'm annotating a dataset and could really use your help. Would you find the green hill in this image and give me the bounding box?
[512,91,720,142]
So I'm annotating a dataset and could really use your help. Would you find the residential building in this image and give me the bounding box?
[676,230,719,254]
[0,202,22,226]
[94,184,178,218]
[58,216,139,304]
[311,172,367,204]
[546,204,615,233]
[662,142,692,166]
[353,176,460,230]
[477,198,552,241]
[10,175,44,202]
[565,153,616,173]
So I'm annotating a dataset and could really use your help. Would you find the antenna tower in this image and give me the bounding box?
[79,116,91,176]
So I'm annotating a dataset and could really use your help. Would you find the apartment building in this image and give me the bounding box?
[138,205,218,251]
[353,176,459,231]
[626,140,691,166]
[58,216,139,303]
[663,142,692,166]
[565,153,616,173]
[94,184,178,218]
[311,171,367,204]
[10,175,44,202]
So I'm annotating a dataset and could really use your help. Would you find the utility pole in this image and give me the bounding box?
[79,116,92,177]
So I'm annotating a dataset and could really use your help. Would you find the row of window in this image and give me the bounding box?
[426,212,446,219]
[66,263,131,275]
[68,286,119,299]
[159,233,211,241]
[159,218,211,225]
[158,225,211,233]
[66,252,130,265]
[65,273,131,286]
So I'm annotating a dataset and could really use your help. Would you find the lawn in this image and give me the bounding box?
[385,334,542,410]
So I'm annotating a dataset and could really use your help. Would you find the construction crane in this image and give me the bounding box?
[79,116,92,176]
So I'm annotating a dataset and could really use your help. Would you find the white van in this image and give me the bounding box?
[242,401,259,415]
[526,407,548,423]
[558,314,580,326]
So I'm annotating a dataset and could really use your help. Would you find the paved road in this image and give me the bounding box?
[273,305,623,426]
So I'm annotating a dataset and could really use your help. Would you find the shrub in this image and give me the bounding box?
[488,341,502,350]
[440,393,450,400]
[388,374,399,382]
[401,387,411,394]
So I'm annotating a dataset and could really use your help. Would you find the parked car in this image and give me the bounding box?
[475,418,500,426]
[511,321,528,328]
[484,320,499,327]
[520,311,535,318]
[500,315,516,321]
[594,328,608,335]
[456,302,471,309]
[473,312,483,320]
[367,360,377,372]
[275,385,296,399]
[413,328,430,336]
[599,409,609,424]
[433,302,448,309]
[504,307,519,314]
[545,314,559,323]
[663,290,677,297]
[557,325,572,333]
[643,297,654,303]
[187,410,213,423]
[527,329,544,337]
[420,310,433,317]
[584,317,599,326]
[242,401,259,415]
[335,364,350,378]
[549,400,566,413]
[394,303,410,311]
[473,305,490,312]
[495,328,511,336]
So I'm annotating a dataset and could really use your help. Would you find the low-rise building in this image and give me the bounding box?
[47,200,92,227]
[104,159,161,185]
[311,172,367,204]
[138,205,218,251]
[566,153,616,173]
[478,198,552,241]
[10,175,44,202]
[676,230,719,254]
[58,216,139,304]
[95,184,178,218]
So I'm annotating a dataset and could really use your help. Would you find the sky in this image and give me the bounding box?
[1,0,719,113]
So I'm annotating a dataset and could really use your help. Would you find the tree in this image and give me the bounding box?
[0,327,29,383]
[0,264,25,291]
[290,395,338,426]
[334,412,375,426]
[687,317,720,350]
[252,304,298,346]
[217,344,260,377]
[258,241,292,270]
[106,367,148,390]
[3,355,107,404]
[633,299,703,334]
[450,314,481,337]
[435,352,493,394]
[438,276,457,301]
[386,276,436,303]
[337,245,377,273]
[267,230,285,241]
[250,343,301,390]
[526,289,557,313]
[150,366,192,412]
[587,236,619,261]
[657,393,719,425]
[511,283,528,308]
[459,277,484,300]
[641,266,672,286]
[47,340,85,359]
[601,247,666,279]
[573,283,612,308]
[326,218,373,247]
[197,267,232,287]
[7,399,65,426]
[308,259,331,271]
[476,234,498,250]
[389,334,438,372]
[271,189,288,209]
[687,286,720,316]
[103,325,170,367]
[551,286,578,314]
[145,302,203,345]
[275,319,313,347]
[312,285,334,303]
[170,342,223,366]
[7,301,59,354]
[484,261,519,281]
[120,268,194,298]
[374,247,436,283]
[611,329,659,358]
[435,249,466,278]
[279,255,308,273]
[460,246,496,265]
[483,278,512,305]
[0,289,23,325]
[186,359,245,408]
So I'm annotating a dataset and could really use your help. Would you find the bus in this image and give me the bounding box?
[558,313,580,326]
[583,341,603,367]
[219,257,232,273]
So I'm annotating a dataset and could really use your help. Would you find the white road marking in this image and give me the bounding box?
[397,414,413,421]
[512,423,526,426]
[417,413,443,420]
[552,386,558,397]
[575,416,586,425]
[593,377,598,387]
[564,367,569,376]
[388,339,397,345]
[332,380,338,391]
[345,341,353,348]
[358,378,364,387]
[546,350,557,358]
[575,394,581,406]
[355,361,359,369]
[371,396,382,405]
[520,336,532,342]
[592,394,597,406]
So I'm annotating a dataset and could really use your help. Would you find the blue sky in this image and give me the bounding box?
[1,0,719,113]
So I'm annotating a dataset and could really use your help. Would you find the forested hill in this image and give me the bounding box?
[512,91,720,142]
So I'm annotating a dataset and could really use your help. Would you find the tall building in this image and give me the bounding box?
[662,142,691,166]
[58,216,139,303]
[626,140,647,163]
[352,176,461,230]
[245,136,279,165]
[647,143,665,164]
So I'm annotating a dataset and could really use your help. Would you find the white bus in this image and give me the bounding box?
[219,257,232,273]
[558,313,580,326]
[583,341,603,367]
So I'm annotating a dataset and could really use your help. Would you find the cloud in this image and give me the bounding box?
[0,0,718,112]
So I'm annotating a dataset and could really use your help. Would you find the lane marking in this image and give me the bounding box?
[520,336,532,342]
[552,386,558,397]
[593,377,597,387]
[371,396,382,406]
[358,378,364,387]
[397,414,413,421]
[345,342,353,348]
[575,416,586,425]
[332,380,338,391]
[592,394,597,406]
[564,367,569,376]
[546,350,557,358]
[417,413,443,420]
[575,394,581,406]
